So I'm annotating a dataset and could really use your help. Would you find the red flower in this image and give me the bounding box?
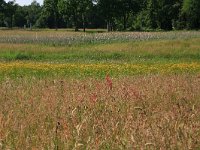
[106,74,113,90]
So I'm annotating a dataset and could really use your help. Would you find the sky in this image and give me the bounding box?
[5,0,43,6]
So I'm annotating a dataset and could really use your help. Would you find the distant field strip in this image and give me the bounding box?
[1,62,200,77]
[0,31,200,45]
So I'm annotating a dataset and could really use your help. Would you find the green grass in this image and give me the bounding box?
[1,37,200,80]
[1,38,200,63]
[1,31,200,80]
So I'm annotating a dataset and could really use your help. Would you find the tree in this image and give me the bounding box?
[147,0,159,29]
[42,0,59,29]
[4,1,17,28]
[117,0,141,30]
[171,0,184,29]
[26,0,42,29]
[145,0,181,30]
[0,0,199,30]
[182,0,200,29]
[0,0,5,11]
[14,5,27,27]
[87,2,106,29]
[0,0,6,26]
[97,0,117,31]
[58,0,92,31]
[80,0,93,32]
[157,0,177,30]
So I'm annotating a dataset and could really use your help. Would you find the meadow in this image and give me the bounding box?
[0,30,200,149]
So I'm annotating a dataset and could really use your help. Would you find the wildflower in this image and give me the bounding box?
[105,74,113,90]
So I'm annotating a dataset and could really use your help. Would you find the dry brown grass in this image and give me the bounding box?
[0,75,200,149]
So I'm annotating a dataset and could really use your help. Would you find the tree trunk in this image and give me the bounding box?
[30,23,32,30]
[73,12,79,32]
[123,13,129,30]
[75,26,79,32]
[83,23,86,32]
[75,18,79,32]
[123,15,126,30]
[54,12,58,31]
[107,21,111,32]
[82,14,86,32]
[75,19,79,31]
[107,21,109,32]
[10,15,13,29]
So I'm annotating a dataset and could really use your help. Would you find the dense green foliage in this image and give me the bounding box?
[0,0,200,31]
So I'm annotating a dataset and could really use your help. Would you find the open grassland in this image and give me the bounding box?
[1,38,200,63]
[1,35,200,79]
[0,30,200,149]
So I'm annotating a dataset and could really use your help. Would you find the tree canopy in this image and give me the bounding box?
[0,0,199,31]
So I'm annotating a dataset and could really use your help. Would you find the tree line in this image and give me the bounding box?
[0,0,200,31]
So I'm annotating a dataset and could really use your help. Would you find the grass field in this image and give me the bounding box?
[0,30,200,149]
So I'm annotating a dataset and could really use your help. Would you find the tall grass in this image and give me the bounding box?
[0,75,200,149]
[1,38,200,63]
